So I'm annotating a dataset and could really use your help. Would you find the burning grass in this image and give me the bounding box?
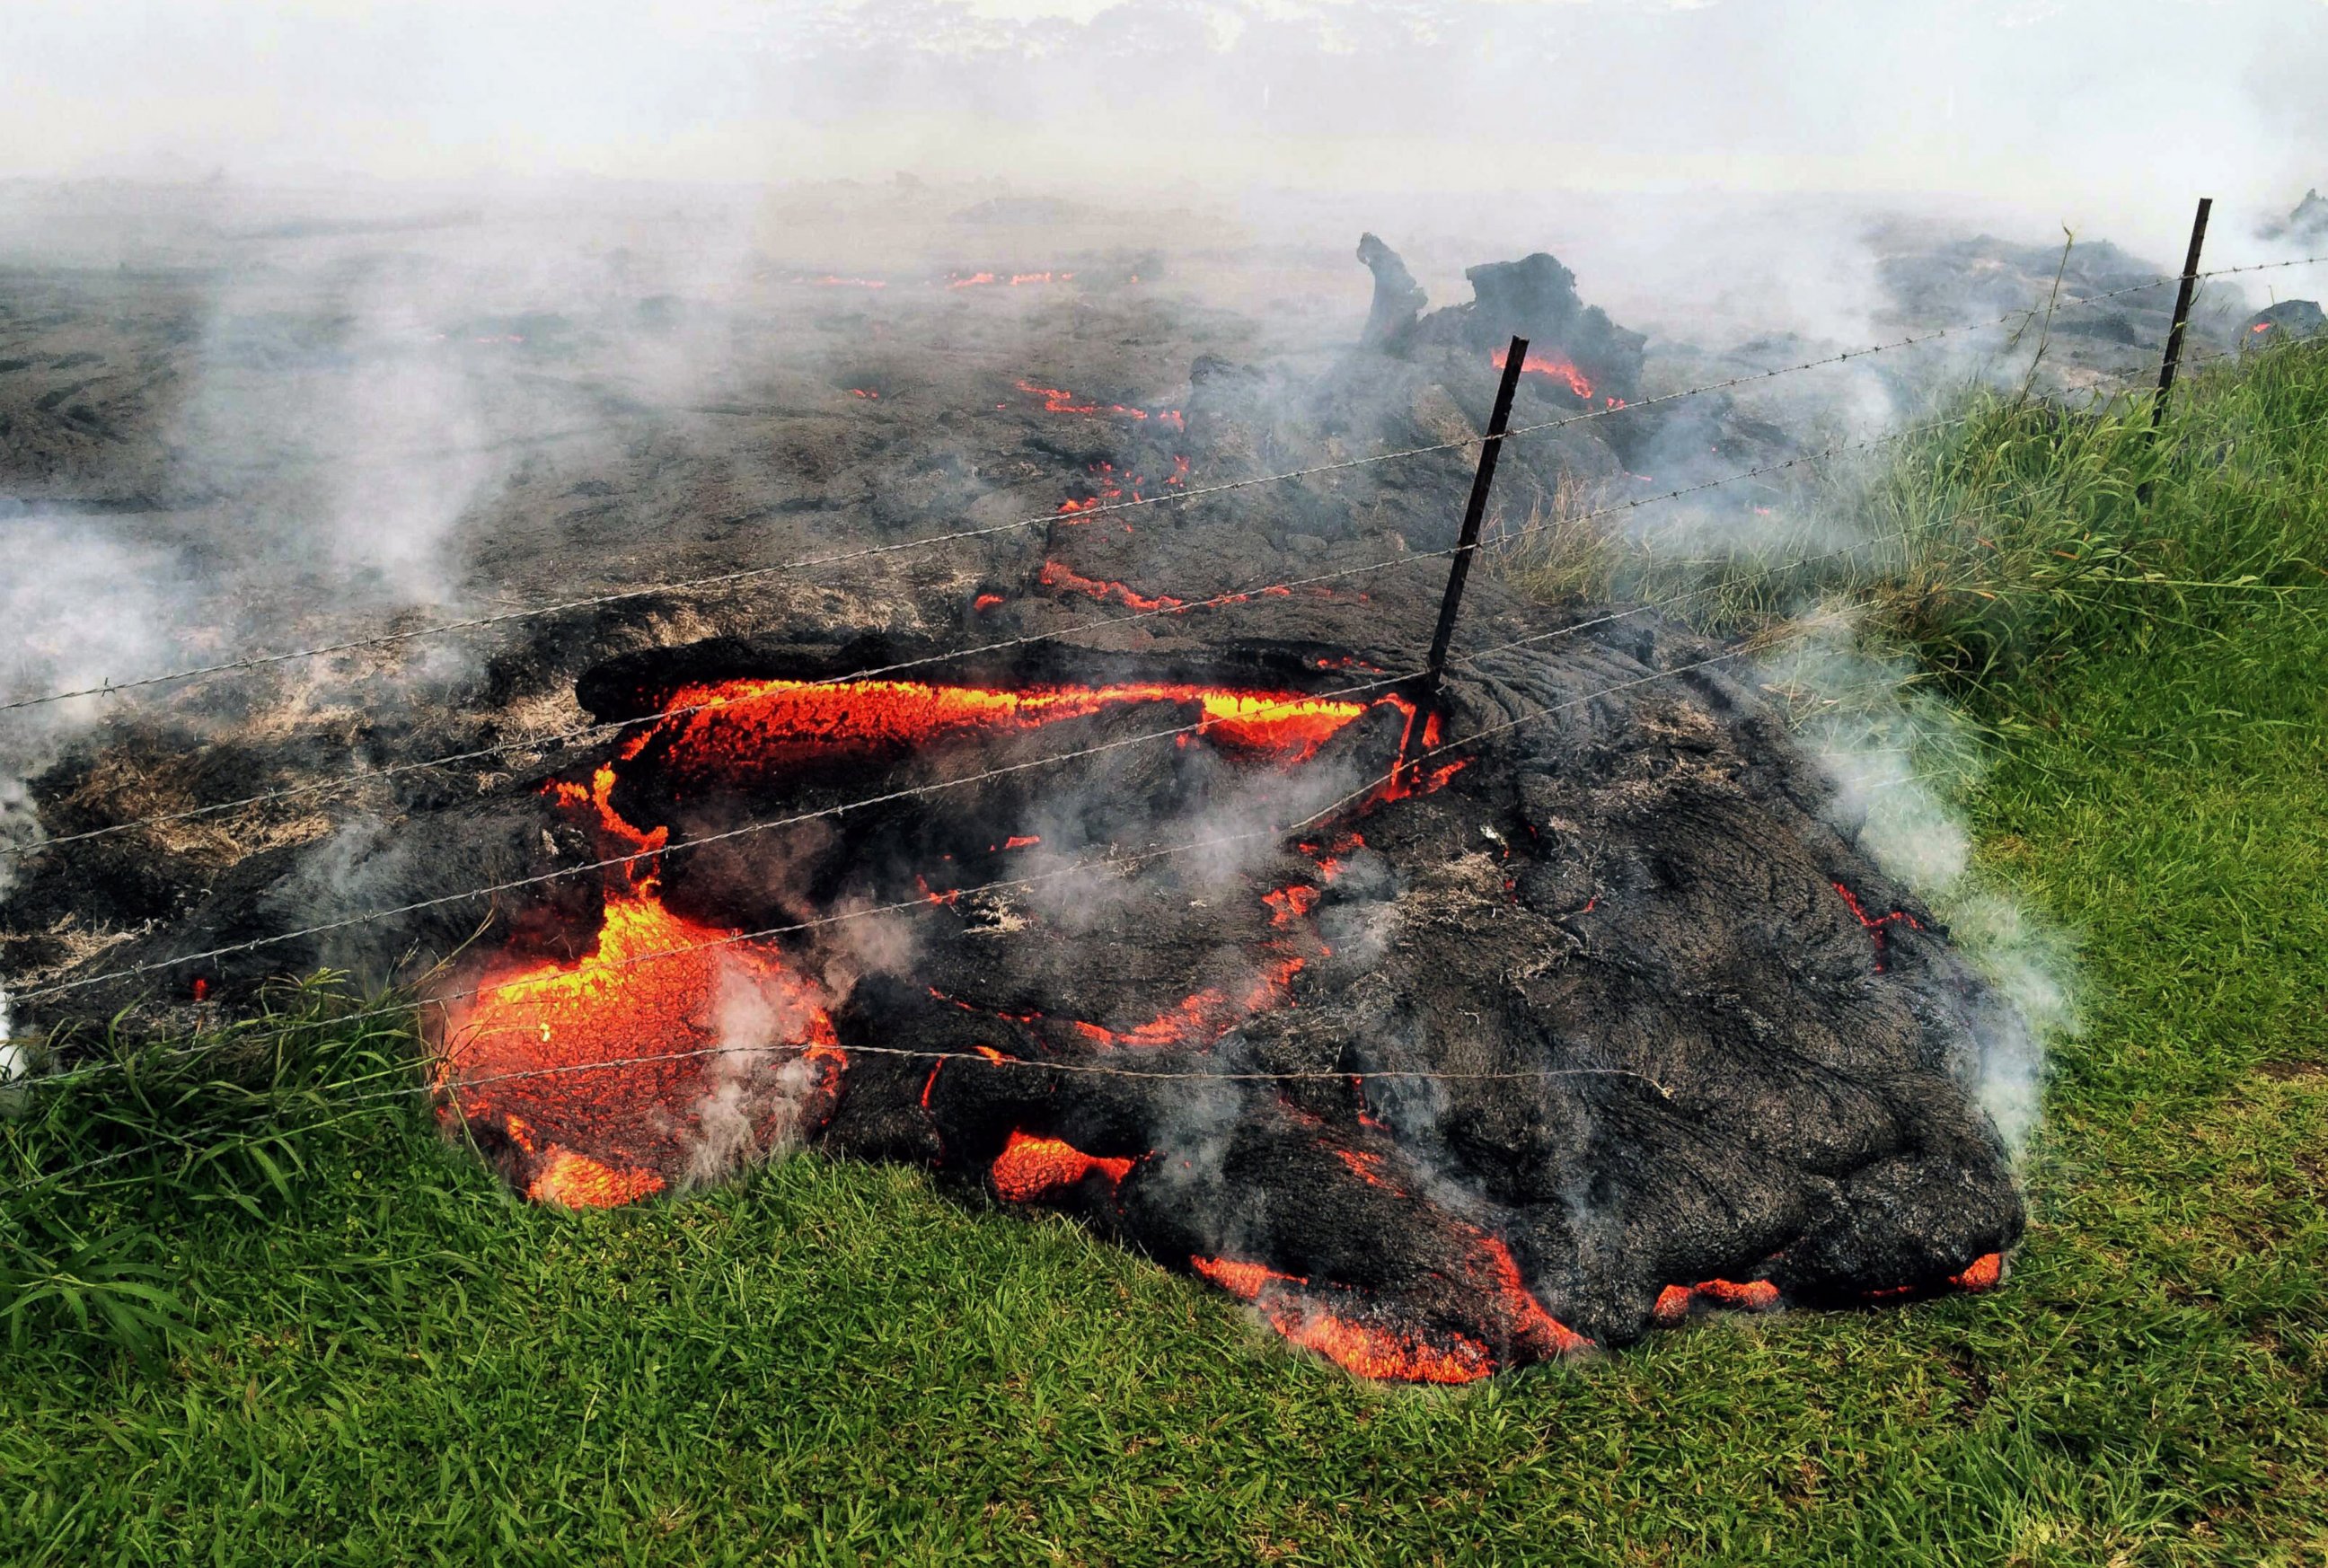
[5,339,2328,1560]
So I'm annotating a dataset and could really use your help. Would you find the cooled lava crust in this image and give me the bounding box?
[6,237,2026,1381]
[45,618,2025,1382]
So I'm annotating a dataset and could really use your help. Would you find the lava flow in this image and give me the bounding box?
[645,674,1376,777]
[437,671,1408,1208]
[1188,1230,1588,1384]
[443,887,844,1208]
[1016,377,1184,426]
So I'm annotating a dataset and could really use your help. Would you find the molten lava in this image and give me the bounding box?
[1015,378,1182,425]
[1491,345,1594,400]
[1950,1252,2003,1291]
[1186,1226,1587,1384]
[1190,1256,1498,1383]
[1038,559,1186,612]
[1652,1277,1783,1326]
[1832,881,1923,972]
[440,670,1417,1209]
[648,674,1374,776]
[990,1131,1134,1202]
[444,889,843,1208]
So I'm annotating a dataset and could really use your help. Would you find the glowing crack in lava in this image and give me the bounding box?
[1189,1230,1587,1384]
[1491,344,1594,399]
[1015,377,1184,426]
[1831,880,1923,972]
[1489,346,1626,408]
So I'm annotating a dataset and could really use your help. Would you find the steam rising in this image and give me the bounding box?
[1757,609,2075,1156]
[693,954,833,1185]
[0,512,190,895]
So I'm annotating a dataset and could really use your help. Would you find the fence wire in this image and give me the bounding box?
[7,251,2319,718]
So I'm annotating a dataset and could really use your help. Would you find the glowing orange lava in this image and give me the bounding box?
[1014,377,1180,423]
[1491,346,1594,400]
[991,1132,1135,1202]
[1190,1255,1499,1383]
[1038,559,1186,611]
[442,889,842,1208]
[1333,1148,1399,1191]
[1653,1277,1783,1325]
[648,674,1373,778]
[445,666,1457,1234]
[1064,956,1304,1049]
[1264,885,1321,927]
[529,1148,667,1207]
[1950,1252,2003,1291]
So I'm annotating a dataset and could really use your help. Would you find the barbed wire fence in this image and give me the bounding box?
[11,395,2328,1208]
[10,253,2322,721]
[4,247,2327,1206]
[12,249,2325,869]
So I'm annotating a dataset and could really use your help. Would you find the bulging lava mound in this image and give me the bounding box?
[7,232,2024,1380]
[45,610,2024,1382]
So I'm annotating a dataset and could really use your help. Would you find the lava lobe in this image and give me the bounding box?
[421,637,2022,1382]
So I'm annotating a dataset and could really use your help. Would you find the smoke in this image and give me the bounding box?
[1940,891,2075,1156]
[0,509,193,894]
[1755,606,2076,1156]
[814,890,923,1002]
[687,953,834,1186]
[7,1,2320,255]
[177,280,504,610]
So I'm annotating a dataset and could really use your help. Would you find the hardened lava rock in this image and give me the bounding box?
[24,604,2025,1379]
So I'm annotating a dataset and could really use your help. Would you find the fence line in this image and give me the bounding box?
[4,410,1972,864]
[13,398,2328,1072]
[7,251,2319,719]
[3,631,1807,1202]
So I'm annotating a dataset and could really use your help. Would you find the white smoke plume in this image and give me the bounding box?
[0,510,192,896]
[687,952,836,1186]
[1755,605,2076,1157]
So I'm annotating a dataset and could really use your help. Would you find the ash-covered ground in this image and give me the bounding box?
[0,176,2223,1376]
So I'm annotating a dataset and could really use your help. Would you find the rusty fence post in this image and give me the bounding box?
[2139,196,2211,503]
[1416,334,1531,718]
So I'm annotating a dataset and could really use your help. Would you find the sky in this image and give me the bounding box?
[4,0,2324,250]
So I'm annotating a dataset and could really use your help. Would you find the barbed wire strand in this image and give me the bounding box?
[4,410,1972,864]
[15,396,2328,1054]
[19,451,2328,1195]
[1,630,1812,1201]
[7,251,2319,718]
[10,284,2328,1197]
[8,591,1842,1088]
[48,285,2328,865]
[3,415,1980,1009]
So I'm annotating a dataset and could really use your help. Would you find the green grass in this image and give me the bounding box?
[4,342,2328,1564]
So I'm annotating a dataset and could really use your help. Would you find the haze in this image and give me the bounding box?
[5,0,2325,259]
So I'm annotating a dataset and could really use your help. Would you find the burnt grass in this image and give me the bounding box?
[4,293,2327,1556]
